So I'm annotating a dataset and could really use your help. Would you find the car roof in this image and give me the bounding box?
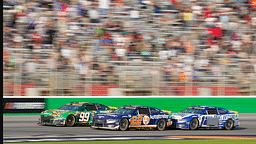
[67,102,94,106]
[190,106,222,110]
[121,105,162,110]
[121,105,150,109]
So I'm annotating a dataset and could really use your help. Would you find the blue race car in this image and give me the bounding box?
[171,106,240,130]
[91,105,172,131]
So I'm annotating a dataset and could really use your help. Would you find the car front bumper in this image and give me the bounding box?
[38,117,66,126]
[234,119,240,127]
[171,119,189,129]
[91,123,119,130]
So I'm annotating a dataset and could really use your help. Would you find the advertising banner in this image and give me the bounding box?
[45,97,256,113]
[3,98,45,114]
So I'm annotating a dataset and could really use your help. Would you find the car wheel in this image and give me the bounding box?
[66,115,75,127]
[189,118,198,130]
[119,118,129,131]
[157,119,166,131]
[224,119,234,130]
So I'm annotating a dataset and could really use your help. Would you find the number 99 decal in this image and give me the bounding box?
[79,112,90,122]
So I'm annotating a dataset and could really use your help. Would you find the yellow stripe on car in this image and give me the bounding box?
[162,110,172,114]
[109,106,118,110]
[228,110,238,114]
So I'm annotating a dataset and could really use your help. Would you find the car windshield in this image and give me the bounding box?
[59,105,81,111]
[181,108,203,114]
[113,108,134,114]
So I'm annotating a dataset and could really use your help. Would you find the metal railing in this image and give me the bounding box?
[4,56,256,96]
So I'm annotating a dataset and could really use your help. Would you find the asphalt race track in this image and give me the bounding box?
[3,113,256,142]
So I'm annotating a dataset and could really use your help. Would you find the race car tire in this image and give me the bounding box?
[189,118,199,130]
[66,115,75,127]
[119,118,129,131]
[157,119,166,131]
[224,119,234,130]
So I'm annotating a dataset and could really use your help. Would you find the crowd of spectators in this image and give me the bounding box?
[3,0,256,96]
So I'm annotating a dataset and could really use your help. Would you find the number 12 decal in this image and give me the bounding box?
[79,112,90,122]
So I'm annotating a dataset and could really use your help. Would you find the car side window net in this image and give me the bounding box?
[218,109,227,114]
[138,108,150,115]
[86,105,97,111]
[102,105,110,110]
[150,108,160,114]
[207,109,218,115]
[59,105,80,111]
[96,104,103,110]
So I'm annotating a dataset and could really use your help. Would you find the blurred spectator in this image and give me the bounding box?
[88,7,100,23]
[99,0,110,14]
[3,0,256,96]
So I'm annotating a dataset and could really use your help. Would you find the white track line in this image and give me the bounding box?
[3,137,184,143]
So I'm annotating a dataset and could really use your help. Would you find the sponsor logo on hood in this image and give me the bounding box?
[96,113,120,119]
[172,113,196,119]
[43,109,69,116]
[150,115,169,119]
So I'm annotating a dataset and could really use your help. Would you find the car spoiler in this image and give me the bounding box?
[228,110,238,114]
[109,106,118,110]
[162,110,172,114]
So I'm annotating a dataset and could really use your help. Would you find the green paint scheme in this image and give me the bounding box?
[39,102,117,126]
[45,98,256,113]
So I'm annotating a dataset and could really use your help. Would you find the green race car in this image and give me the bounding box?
[38,102,118,126]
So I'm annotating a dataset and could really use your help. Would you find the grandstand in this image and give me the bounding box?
[3,0,256,96]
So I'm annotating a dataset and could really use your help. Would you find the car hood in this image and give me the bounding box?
[41,109,70,116]
[93,113,125,119]
[171,113,198,120]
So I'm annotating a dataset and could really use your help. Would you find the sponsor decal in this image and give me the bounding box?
[4,102,44,109]
[172,113,194,119]
[150,115,168,119]
[143,116,150,125]
[204,114,236,120]
[3,98,45,113]
[43,112,52,115]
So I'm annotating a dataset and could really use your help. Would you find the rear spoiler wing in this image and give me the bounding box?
[228,110,238,114]
[109,106,118,110]
[162,110,172,114]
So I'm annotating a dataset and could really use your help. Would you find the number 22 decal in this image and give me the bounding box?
[79,112,90,122]
[131,116,142,125]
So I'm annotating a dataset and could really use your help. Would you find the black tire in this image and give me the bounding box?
[224,119,234,130]
[119,118,129,131]
[66,115,75,127]
[189,118,199,130]
[157,119,166,131]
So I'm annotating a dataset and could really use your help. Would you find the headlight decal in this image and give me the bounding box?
[106,119,118,123]
[177,119,188,123]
